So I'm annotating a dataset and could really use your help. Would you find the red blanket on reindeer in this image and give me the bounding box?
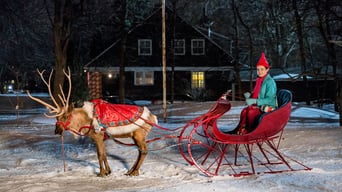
[87,99,152,135]
[91,99,144,127]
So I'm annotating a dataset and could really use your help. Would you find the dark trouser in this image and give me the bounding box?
[227,105,262,134]
[239,105,262,133]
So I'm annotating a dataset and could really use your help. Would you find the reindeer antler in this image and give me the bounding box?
[26,67,72,118]
[57,68,72,110]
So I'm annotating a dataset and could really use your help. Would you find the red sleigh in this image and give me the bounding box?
[178,89,312,177]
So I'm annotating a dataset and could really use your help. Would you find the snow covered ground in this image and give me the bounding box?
[0,101,341,192]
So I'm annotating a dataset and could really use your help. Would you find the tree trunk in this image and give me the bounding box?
[231,0,242,98]
[314,2,340,125]
[293,0,310,105]
[235,3,254,92]
[170,1,177,104]
[52,0,72,105]
[338,80,342,126]
[119,0,127,104]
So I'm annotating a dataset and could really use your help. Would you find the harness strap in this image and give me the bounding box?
[55,115,94,136]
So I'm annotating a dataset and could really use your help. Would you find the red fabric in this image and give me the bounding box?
[256,52,270,68]
[91,99,143,127]
[239,105,262,133]
[251,75,266,98]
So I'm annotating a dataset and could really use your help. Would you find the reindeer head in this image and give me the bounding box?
[54,103,74,135]
[27,68,73,136]
[55,104,93,137]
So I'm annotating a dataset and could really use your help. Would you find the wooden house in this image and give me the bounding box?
[84,6,235,101]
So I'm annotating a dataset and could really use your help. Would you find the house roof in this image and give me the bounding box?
[84,6,236,70]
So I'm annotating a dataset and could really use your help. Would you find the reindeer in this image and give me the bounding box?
[27,68,158,177]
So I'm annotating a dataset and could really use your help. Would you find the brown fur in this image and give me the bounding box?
[55,106,157,177]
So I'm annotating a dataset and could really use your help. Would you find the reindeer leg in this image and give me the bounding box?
[125,129,148,176]
[90,132,111,177]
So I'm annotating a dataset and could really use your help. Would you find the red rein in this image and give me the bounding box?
[55,115,93,137]
[55,115,94,172]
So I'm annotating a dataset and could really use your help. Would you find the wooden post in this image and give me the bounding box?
[232,83,235,101]
[338,78,342,126]
[162,0,167,122]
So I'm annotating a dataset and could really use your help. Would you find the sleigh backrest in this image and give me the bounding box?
[211,89,292,143]
[253,89,292,127]
[277,89,292,108]
[248,89,292,138]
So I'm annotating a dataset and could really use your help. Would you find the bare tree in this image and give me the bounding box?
[293,0,310,105]
[230,0,242,97]
[312,0,342,125]
[116,0,154,103]
[118,0,128,104]
[46,0,73,104]
[0,1,53,89]
[234,1,255,91]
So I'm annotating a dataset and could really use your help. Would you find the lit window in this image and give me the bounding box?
[135,71,154,85]
[173,39,185,55]
[138,39,152,56]
[191,39,205,55]
[192,72,205,88]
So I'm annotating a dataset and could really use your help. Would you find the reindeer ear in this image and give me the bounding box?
[68,102,75,112]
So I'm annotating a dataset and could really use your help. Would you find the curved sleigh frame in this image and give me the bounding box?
[178,89,312,177]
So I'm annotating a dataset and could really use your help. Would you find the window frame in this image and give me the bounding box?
[134,71,154,86]
[138,39,152,56]
[191,71,205,89]
[191,39,205,55]
[173,39,185,55]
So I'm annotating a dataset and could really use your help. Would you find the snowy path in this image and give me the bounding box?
[0,101,341,192]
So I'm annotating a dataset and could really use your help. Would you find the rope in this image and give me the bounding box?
[61,135,66,172]
[143,143,184,152]
[112,136,187,153]
[112,135,180,146]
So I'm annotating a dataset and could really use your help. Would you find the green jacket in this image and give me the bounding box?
[256,74,277,108]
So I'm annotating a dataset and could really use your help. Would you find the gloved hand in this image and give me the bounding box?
[246,98,257,105]
[243,92,251,99]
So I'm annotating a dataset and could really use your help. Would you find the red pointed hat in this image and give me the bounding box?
[256,52,270,68]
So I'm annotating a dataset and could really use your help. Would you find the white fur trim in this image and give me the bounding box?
[82,101,94,118]
[105,106,154,135]
[82,102,156,135]
[83,102,103,133]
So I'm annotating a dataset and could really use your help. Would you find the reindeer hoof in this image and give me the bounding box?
[97,170,111,177]
[106,170,111,176]
[97,173,106,177]
[97,173,110,177]
[125,170,139,176]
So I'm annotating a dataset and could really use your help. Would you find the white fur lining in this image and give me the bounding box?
[106,106,152,135]
[82,102,155,135]
[82,101,94,118]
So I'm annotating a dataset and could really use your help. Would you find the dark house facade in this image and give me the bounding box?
[84,6,235,101]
